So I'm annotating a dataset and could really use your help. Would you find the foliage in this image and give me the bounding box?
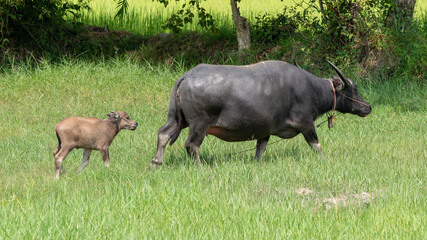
[387,14,427,81]
[115,0,217,33]
[291,0,392,57]
[114,0,129,19]
[0,0,90,54]
[1,0,425,83]
[250,0,426,82]
[161,0,216,33]
[252,8,298,43]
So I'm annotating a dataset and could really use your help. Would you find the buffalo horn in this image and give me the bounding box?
[293,59,301,69]
[327,60,352,87]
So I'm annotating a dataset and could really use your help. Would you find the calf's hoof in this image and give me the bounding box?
[55,167,64,180]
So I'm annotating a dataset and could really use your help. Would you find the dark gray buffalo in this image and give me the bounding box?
[150,60,371,167]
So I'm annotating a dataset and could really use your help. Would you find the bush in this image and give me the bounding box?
[250,0,425,83]
[388,14,427,82]
[252,8,298,44]
[0,0,89,55]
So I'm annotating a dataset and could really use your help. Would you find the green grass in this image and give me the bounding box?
[0,59,426,238]
[80,0,292,35]
[80,0,427,35]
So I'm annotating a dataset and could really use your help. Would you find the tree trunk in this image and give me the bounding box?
[387,0,416,30]
[395,0,416,20]
[230,0,251,50]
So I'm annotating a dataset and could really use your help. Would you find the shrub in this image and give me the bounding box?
[252,8,298,44]
[0,0,90,54]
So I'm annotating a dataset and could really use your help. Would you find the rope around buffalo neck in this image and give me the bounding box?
[327,81,336,129]
[317,81,338,129]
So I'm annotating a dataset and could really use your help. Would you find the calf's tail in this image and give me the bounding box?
[53,132,61,156]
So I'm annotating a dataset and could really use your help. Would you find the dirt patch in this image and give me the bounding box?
[296,188,374,212]
[296,187,313,196]
[315,191,373,212]
[321,195,348,210]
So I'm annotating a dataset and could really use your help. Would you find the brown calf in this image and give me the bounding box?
[53,111,138,179]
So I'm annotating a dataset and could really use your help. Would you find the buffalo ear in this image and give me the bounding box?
[332,76,345,91]
[107,111,120,120]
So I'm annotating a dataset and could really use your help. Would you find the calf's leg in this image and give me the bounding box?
[100,148,110,167]
[77,149,92,174]
[54,145,73,179]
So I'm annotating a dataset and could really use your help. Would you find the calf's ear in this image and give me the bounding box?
[107,111,120,120]
[332,76,345,91]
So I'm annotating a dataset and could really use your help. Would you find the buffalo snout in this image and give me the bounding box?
[358,104,372,117]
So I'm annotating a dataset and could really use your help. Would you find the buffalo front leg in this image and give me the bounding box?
[255,136,270,159]
[77,149,92,174]
[150,120,179,168]
[300,124,322,155]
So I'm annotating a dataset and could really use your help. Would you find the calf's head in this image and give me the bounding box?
[328,60,372,117]
[107,111,138,130]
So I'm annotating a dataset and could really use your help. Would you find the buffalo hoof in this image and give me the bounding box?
[147,159,162,170]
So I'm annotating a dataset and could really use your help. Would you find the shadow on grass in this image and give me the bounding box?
[160,141,310,168]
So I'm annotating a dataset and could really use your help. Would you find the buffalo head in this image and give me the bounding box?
[328,60,372,117]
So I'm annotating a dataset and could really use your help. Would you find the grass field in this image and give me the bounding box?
[80,0,427,35]
[0,59,425,238]
[80,0,292,35]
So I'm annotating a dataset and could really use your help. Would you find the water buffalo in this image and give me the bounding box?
[150,60,371,167]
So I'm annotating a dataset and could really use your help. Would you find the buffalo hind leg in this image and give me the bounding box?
[255,136,270,159]
[150,120,179,168]
[185,124,208,167]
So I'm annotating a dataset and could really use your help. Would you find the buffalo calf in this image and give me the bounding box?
[53,111,138,179]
